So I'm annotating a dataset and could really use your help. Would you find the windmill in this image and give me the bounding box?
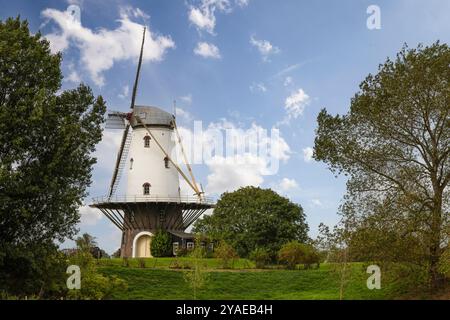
[91,28,214,258]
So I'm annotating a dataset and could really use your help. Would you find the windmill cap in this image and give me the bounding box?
[131,105,175,128]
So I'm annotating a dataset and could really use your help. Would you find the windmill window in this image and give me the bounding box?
[130,158,134,170]
[164,156,170,169]
[143,135,151,148]
[143,183,151,195]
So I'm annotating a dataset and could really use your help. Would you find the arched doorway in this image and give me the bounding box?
[132,231,153,258]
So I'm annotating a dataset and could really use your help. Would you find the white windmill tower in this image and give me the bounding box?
[91,28,214,258]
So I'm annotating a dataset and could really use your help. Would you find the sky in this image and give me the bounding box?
[1,0,449,254]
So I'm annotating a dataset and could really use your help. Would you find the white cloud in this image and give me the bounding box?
[64,63,81,83]
[285,88,310,119]
[176,119,291,195]
[236,0,250,7]
[194,42,221,59]
[188,0,231,35]
[249,82,267,93]
[206,154,266,194]
[175,107,193,123]
[250,35,280,61]
[79,205,103,226]
[118,85,129,99]
[42,7,175,86]
[302,147,314,163]
[284,76,293,87]
[276,178,299,192]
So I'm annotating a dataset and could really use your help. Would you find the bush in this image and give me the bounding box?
[67,250,127,300]
[150,230,173,257]
[278,241,304,269]
[215,241,239,269]
[278,241,320,270]
[122,257,129,267]
[249,248,271,269]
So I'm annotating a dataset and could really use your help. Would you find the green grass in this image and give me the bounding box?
[98,260,392,300]
[97,257,255,269]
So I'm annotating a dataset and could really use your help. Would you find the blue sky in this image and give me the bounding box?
[2,0,449,253]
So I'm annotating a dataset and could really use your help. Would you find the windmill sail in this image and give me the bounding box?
[107,27,146,199]
[130,27,146,110]
[105,112,127,129]
[108,124,132,198]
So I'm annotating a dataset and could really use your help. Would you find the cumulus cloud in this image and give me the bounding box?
[177,120,291,195]
[64,63,81,83]
[194,42,221,59]
[188,0,250,34]
[118,85,129,99]
[285,88,310,119]
[277,178,299,191]
[42,7,175,86]
[175,107,194,123]
[188,0,231,34]
[79,205,103,226]
[206,154,266,194]
[250,35,280,61]
[302,147,314,163]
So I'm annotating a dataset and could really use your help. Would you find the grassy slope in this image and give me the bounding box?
[99,260,391,300]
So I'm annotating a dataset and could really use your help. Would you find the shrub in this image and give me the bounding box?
[301,245,321,269]
[150,230,173,257]
[278,241,321,270]
[278,241,304,269]
[249,248,271,269]
[215,241,239,269]
[67,249,127,300]
[122,257,129,267]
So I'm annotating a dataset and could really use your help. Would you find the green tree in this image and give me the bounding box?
[183,239,209,299]
[194,187,309,257]
[75,233,98,252]
[314,42,449,288]
[150,229,172,257]
[0,17,106,296]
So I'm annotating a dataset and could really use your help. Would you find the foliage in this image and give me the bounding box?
[0,17,106,297]
[249,248,271,269]
[214,241,239,269]
[67,248,127,300]
[112,249,121,258]
[278,241,305,269]
[137,258,146,269]
[193,187,309,257]
[438,245,450,278]
[175,247,189,257]
[314,42,449,288]
[150,230,173,257]
[0,242,67,299]
[183,240,209,299]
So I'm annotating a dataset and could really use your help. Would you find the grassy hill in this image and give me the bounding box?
[98,259,391,300]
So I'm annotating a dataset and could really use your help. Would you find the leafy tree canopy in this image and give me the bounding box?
[314,42,449,287]
[193,186,309,257]
[0,17,106,246]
